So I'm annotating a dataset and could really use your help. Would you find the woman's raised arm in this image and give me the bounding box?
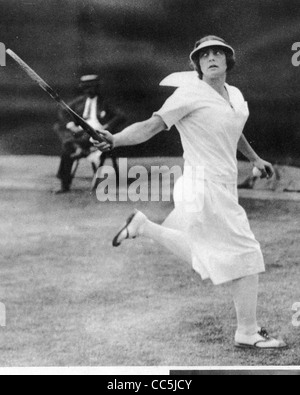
[92,115,166,152]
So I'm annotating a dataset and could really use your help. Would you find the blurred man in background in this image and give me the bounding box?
[54,75,125,193]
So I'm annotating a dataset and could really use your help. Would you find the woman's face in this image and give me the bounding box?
[199,47,227,79]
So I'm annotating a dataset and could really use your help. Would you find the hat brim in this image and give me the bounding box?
[79,75,100,87]
[190,40,235,62]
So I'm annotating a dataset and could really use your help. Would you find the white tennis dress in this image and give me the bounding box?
[154,72,265,285]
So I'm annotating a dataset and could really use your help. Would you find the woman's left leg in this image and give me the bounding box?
[231,274,287,349]
[231,274,259,336]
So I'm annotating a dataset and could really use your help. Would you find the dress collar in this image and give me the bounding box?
[160,71,234,108]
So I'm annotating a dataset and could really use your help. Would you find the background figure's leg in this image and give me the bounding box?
[96,152,107,180]
[111,152,120,187]
[99,152,107,168]
[57,142,76,192]
[231,274,259,336]
[91,153,107,192]
[142,216,192,265]
[56,158,63,179]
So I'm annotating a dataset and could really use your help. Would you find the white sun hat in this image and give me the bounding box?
[190,39,235,62]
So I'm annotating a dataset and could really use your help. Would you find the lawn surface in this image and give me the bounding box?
[0,157,299,367]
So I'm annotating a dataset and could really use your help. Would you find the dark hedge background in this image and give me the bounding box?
[0,0,300,163]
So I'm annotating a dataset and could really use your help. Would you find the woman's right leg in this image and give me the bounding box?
[113,210,287,349]
[113,209,192,264]
[142,217,192,264]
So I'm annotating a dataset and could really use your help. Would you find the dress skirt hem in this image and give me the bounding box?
[173,176,266,285]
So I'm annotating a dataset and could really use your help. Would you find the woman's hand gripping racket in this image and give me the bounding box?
[90,130,115,153]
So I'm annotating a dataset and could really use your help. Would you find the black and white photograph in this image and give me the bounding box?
[0,0,299,375]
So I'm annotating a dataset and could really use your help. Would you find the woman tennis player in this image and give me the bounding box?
[93,36,287,350]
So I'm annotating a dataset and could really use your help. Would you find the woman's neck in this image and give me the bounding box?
[203,75,227,96]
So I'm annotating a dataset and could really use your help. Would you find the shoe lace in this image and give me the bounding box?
[258,328,270,340]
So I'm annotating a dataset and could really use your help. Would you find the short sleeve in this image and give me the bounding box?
[153,87,201,130]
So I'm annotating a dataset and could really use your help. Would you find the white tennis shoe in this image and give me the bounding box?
[113,210,147,247]
[235,328,287,350]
